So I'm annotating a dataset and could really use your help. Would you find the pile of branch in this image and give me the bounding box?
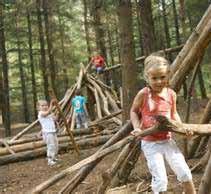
[31,116,211,193]
[0,66,122,165]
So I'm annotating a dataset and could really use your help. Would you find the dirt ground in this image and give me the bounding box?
[0,97,209,194]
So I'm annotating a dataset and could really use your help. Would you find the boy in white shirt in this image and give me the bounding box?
[37,99,58,166]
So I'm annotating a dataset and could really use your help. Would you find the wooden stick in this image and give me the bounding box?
[0,139,15,155]
[9,120,39,142]
[49,89,80,156]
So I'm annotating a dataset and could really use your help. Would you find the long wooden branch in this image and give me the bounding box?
[32,115,211,193]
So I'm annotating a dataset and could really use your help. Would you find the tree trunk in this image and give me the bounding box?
[27,10,38,119]
[134,0,144,56]
[138,0,156,55]
[198,140,211,194]
[179,0,187,42]
[0,2,11,136]
[161,0,171,51]
[172,0,181,45]
[15,7,30,123]
[170,17,211,92]
[57,10,69,92]
[118,0,138,121]
[92,0,107,60]
[82,0,92,60]
[36,0,49,100]
[42,0,57,95]
[188,99,211,158]
[197,66,207,99]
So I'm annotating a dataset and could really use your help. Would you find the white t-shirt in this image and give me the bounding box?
[38,111,56,133]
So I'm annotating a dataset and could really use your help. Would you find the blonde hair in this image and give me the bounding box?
[37,100,48,110]
[144,55,170,82]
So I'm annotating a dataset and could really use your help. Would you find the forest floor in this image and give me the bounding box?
[0,97,209,194]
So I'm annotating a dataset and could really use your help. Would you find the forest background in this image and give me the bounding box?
[0,0,210,137]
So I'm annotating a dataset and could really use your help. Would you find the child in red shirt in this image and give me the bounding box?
[91,55,105,74]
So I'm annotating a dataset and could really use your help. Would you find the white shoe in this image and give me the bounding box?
[48,160,56,166]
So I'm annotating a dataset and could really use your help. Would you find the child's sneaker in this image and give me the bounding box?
[48,160,56,166]
[53,158,60,162]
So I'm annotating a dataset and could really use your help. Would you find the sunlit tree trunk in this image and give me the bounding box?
[0,2,11,136]
[118,0,138,122]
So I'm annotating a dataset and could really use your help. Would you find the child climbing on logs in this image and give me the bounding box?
[130,55,196,194]
[72,89,89,129]
[37,99,59,166]
[91,54,105,74]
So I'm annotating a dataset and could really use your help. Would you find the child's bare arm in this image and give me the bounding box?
[130,91,144,135]
[172,92,193,136]
[171,91,182,123]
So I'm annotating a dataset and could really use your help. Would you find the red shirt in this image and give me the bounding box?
[91,55,105,68]
[139,87,175,141]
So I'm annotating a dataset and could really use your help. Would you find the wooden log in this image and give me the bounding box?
[170,5,211,75]
[97,143,134,194]
[56,115,211,193]
[32,121,133,193]
[153,115,211,135]
[0,139,15,155]
[49,89,80,155]
[32,135,135,194]
[188,99,211,158]
[110,141,140,188]
[9,120,39,142]
[1,128,118,157]
[0,134,114,166]
[170,18,211,92]
[198,148,211,194]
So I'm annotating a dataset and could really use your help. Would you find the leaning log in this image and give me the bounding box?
[32,121,133,193]
[198,147,211,194]
[170,4,211,75]
[33,115,211,193]
[188,99,211,158]
[97,143,132,194]
[32,135,135,194]
[170,18,211,92]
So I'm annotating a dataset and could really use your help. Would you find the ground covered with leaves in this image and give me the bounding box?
[0,97,208,193]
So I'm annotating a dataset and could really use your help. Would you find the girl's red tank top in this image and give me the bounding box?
[139,87,175,141]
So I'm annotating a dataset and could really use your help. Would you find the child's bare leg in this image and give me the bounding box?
[182,181,196,194]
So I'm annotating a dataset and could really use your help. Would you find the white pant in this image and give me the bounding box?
[141,139,192,193]
[42,132,58,160]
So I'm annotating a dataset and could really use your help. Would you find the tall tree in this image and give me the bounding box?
[57,11,69,92]
[118,0,138,121]
[42,0,57,95]
[82,0,92,60]
[15,5,30,123]
[92,0,107,60]
[161,0,172,61]
[0,2,11,136]
[172,0,181,45]
[138,0,156,55]
[36,0,49,100]
[27,9,38,118]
